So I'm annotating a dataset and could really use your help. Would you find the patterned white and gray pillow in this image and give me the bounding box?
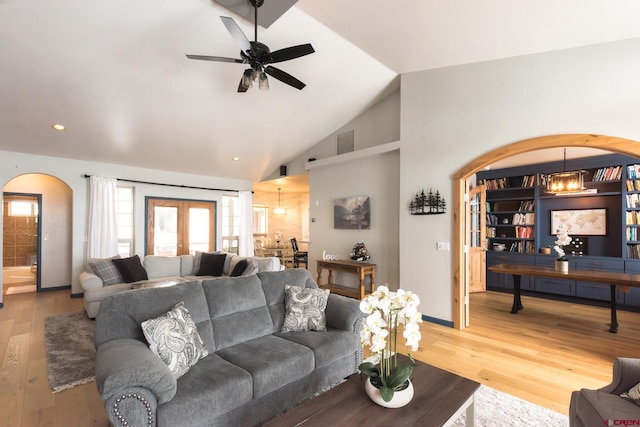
[281,285,330,332]
[621,382,640,406]
[141,302,209,379]
[88,256,123,285]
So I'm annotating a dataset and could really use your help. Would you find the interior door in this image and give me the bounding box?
[468,185,486,293]
[147,198,215,256]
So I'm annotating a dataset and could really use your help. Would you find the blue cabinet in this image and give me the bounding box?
[534,255,575,296]
[574,258,624,302]
[487,252,534,291]
[623,261,640,306]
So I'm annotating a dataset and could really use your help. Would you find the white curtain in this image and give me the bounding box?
[238,190,255,256]
[87,176,118,259]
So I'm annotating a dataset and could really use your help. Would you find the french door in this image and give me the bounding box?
[146,198,215,256]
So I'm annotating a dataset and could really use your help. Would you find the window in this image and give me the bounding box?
[116,186,133,257]
[222,195,239,253]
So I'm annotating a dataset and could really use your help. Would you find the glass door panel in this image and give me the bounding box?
[188,207,210,254]
[153,206,178,256]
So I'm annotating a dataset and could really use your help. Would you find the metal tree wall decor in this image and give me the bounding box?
[409,189,446,215]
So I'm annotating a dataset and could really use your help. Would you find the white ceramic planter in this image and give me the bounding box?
[555,259,569,272]
[365,377,414,408]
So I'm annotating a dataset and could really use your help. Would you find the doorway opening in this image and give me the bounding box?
[454,134,640,330]
[2,193,41,295]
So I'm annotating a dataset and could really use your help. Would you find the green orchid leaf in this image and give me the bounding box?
[358,362,379,378]
[387,364,413,389]
[380,385,394,402]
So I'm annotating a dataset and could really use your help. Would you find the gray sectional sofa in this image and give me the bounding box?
[80,253,282,318]
[94,269,364,427]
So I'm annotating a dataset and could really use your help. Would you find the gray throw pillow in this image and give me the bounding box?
[281,285,330,332]
[141,302,209,379]
[88,256,123,285]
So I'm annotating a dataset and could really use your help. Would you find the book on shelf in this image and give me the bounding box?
[593,165,622,181]
[628,164,640,179]
[627,193,640,209]
[626,179,640,191]
[627,211,640,225]
[516,200,534,211]
[627,244,640,259]
[512,212,535,225]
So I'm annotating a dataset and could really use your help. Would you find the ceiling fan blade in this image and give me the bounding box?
[186,54,243,63]
[220,16,252,54]
[264,66,306,90]
[268,44,315,64]
[237,78,249,93]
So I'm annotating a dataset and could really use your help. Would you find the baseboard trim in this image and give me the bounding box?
[71,292,84,299]
[38,285,71,292]
[422,314,453,328]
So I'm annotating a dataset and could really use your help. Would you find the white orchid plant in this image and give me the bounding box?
[553,223,572,261]
[358,285,422,402]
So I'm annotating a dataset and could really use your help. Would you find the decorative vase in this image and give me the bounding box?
[555,259,569,272]
[364,377,414,408]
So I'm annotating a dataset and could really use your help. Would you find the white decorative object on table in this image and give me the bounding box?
[358,285,422,407]
[553,224,572,272]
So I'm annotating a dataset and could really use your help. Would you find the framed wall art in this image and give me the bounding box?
[550,208,607,236]
[334,196,371,229]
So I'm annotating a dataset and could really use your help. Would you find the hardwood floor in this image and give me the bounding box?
[1,288,639,426]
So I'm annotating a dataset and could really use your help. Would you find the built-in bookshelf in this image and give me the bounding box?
[625,163,640,259]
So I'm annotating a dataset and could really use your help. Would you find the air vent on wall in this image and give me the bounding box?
[337,130,355,155]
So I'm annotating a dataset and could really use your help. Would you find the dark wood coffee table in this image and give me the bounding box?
[264,356,480,426]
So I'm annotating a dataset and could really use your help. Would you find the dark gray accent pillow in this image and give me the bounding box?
[281,285,330,332]
[141,301,209,379]
[197,253,226,276]
[112,255,148,283]
[230,259,248,277]
[88,256,123,285]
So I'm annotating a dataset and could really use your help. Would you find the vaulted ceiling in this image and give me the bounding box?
[2,0,640,182]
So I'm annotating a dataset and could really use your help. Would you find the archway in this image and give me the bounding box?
[452,134,640,329]
[2,174,72,299]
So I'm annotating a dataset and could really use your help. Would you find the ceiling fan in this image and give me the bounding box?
[186,0,315,92]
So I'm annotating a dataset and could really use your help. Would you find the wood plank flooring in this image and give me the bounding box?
[1,288,639,425]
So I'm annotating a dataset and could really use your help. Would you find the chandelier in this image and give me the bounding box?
[546,148,586,194]
[273,188,286,215]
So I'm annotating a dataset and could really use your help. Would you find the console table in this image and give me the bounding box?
[489,263,640,333]
[316,260,376,300]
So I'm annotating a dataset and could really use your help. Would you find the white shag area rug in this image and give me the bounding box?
[453,384,568,426]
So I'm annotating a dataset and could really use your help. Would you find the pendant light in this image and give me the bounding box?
[546,148,586,194]
[273,188,286,215]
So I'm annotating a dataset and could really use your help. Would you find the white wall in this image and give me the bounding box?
[0,151,252,307]
[284,89,401,289]
[400,38,640,323]
[309,150,400,288]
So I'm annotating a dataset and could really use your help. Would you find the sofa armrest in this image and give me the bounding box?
[79,271,104,290]
[325,293,364,332]
[601,357,640,394]
[96,338,177,404]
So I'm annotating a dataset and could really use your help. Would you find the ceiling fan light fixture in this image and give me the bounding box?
[242,69,253,88]
[259,72,269,91]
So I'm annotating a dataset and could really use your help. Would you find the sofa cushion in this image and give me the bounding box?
[141,302,209,379]
[112,255,148,283]
[197,253,226,276]
[253,256,280,272]
[276,329,360,369]
[89,256,123,285]
[215,335,314,398]
[202,276,273,350]
[180,255,194,277]
[157,353,253,423]
[144,255,181,279]
[576,389,640,422]
[282,285,329,332]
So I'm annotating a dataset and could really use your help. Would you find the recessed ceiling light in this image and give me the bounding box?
[52,124,66,131]
[232,157,240,162]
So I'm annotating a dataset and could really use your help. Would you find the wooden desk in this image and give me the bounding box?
[316,260,376,300]
[489,263,640,333]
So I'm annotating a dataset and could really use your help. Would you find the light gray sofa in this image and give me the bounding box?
[94,269,363,427]
[570,357,640,426]
[80,253,281,318]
